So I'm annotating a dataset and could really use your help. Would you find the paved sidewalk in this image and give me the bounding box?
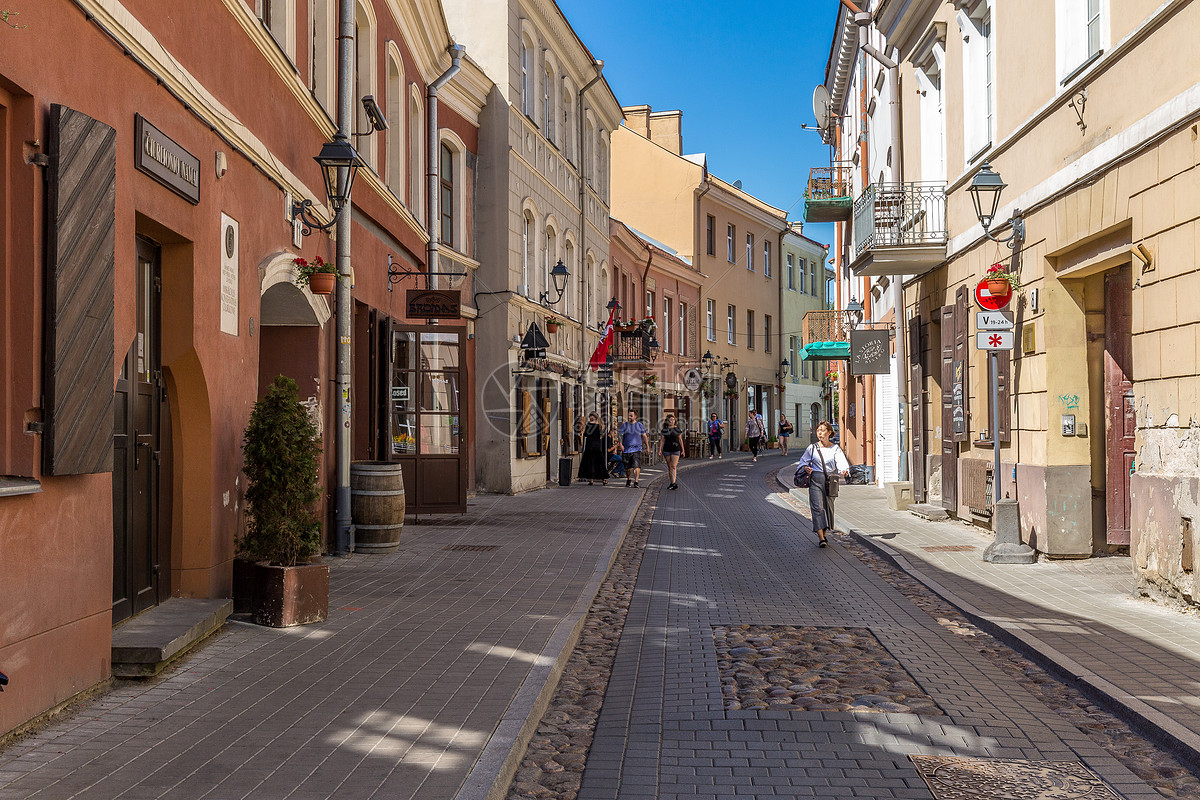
[774,464,1200,771]
[0,482,652,800]
[577,457,1166,799]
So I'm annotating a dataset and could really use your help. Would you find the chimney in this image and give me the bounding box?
[648,109,683,155]
[622,105,652,139]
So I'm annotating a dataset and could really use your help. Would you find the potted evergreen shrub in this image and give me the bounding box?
[239,375,329,627]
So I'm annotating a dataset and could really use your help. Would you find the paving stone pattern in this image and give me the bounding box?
[572,458,1164,800]
[0,486,644,800]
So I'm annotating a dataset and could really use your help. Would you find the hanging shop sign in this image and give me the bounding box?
[849,329,890,375]
[682,368,702,392]
[406,289,461,319]
[134,115,200,204]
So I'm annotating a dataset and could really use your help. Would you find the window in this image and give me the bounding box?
[959,3,994,159]
[662,297,672,353]
[561,80,573,162]
[645,290,654,321]
[1057,0,1105,84]
[439,144,454,247]
[811,263,817,296]
[764,241,772,278]
[746,310,754,349]
[522,213,533,297]
[520,41,532,116]
[746,233,754,271]
[801,338,809,378]
[543,65,554,140]
[799,258,807,294]
[258,0,294,59]
[679,301,689,357]
[409,92,423,221]
[707,299,715,341]
[352,1,377,169]
[764,315,772,353]
[706,215,715,255]
[544,228,556,300]
[789,336,798,379]
[787,254,795,290]
[385,52,405,197]
[727,224,735,262]
[598,138,609,201]
[914,38,947,182]
[310,0,335,111]
[727,305,735,345]
[564,239,575,318]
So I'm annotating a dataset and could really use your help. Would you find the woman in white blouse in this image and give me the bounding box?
[796,420,851,547]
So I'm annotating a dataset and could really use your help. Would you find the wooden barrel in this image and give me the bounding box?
[350,461,405,553]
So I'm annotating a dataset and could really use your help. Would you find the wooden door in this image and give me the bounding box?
[908,315,926,502]
[113,239,166,622]
[940,304,957,511]
[1105,266,1134,545]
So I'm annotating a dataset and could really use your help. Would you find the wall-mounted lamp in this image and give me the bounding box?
[291,134,364,236]
[1132,242,1154,272]
[968,160,1025,250]
[846,297,864,329]
[540,259,569,305]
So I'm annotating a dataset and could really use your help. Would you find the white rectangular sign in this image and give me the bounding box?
[976,310,1014,330]
[220,213,239,336]
[976,330,1014,351]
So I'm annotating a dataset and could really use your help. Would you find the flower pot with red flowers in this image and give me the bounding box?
[293,255,337,295]
[545,315,561,334]
[985,262,1021,296]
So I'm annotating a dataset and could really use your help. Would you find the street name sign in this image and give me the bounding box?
[976,330,1014,350]
[976,310,1015,330]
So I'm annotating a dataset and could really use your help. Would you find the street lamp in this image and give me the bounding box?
[540,259,569,305]
[291,134,364,236]
[968,160,1025,249]
[701,349,715,369]
[846,297,864,329]
[648,334,660,363]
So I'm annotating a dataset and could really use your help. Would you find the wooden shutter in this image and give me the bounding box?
[44,105,116,475]
[991,348,1011,443]
[940,304,957,511]
[908,314,925,503]
[517,387,531,457]
[953,285,969,443]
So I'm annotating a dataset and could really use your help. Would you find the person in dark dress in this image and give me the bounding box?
[578,413,608,485]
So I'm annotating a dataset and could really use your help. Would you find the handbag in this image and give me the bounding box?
[793,445,813,488]
[822,448,840,497]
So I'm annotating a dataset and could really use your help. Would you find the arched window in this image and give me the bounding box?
[544,226,557,303]
[564,238,575,318]
[385,49,405,196]
[561,79,573,162]
[522,212,533,297]
[598,137,608,200]
[353,1,377,170]
[597,261,606,324]
[439,143,454,247]
[520,40,532,116]
[409,89,423,221]
[543,64,555,142]
[310,0,336,112]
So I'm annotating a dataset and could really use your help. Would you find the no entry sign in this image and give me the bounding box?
[975,278,1012,310]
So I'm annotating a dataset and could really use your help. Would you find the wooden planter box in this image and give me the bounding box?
[251,561,329,627]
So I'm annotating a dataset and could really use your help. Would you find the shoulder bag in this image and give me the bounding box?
[793,445,813,488]
[823,448,840,497]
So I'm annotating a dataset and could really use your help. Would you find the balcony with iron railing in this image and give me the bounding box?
[802,163,854,223]
[797,310,857,362]
[849,181,947,276]
[611,329,652,365]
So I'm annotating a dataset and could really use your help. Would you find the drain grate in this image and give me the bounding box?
[909,755,1121,799]
[442,544,500,552]
[921,545,977,553]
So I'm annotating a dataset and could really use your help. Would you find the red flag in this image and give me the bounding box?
[589,306,618,370]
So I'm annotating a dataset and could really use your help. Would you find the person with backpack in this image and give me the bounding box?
[707,413,725,458]
[778,414,794,456]
[794,420,851,547]
[745,408,766,462]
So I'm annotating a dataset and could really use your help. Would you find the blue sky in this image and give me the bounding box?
[558,0,839,247]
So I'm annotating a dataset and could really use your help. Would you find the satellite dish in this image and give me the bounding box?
[812,85,831,130]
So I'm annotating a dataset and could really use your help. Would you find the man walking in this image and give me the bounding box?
[618,410,649,488]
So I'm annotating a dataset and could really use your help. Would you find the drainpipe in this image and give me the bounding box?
[578,60,604,372]
[694,177,710,418]
[333,0,354,555]
[427,43,466,290]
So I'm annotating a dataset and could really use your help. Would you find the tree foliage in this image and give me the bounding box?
[239,375,322,566]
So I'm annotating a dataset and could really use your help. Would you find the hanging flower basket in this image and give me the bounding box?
[985,262,1022,294]
[545,315,561,334]
[293,256,337,295]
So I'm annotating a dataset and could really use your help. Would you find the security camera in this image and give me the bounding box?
[361,95,388,132]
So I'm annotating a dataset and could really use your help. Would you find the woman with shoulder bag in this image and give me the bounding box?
[794,420,851,547]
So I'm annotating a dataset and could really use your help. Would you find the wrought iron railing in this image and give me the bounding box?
[806,164,854,201]
[852,182,947,256]
[802,310,857,344]
[612,330,651,363]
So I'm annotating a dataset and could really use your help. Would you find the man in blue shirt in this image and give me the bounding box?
[618,410,649,488]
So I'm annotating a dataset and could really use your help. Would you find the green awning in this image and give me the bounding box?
[800,341,850,361]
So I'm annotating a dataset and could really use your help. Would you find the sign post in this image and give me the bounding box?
[974,279,1015,506]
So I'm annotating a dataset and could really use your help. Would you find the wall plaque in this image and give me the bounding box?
[406,289,461,319]
[135,115,200,204]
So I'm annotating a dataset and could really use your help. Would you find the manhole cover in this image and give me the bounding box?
[921,545,977,553]
[909,755,1121,799]
[442,545,500,552]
